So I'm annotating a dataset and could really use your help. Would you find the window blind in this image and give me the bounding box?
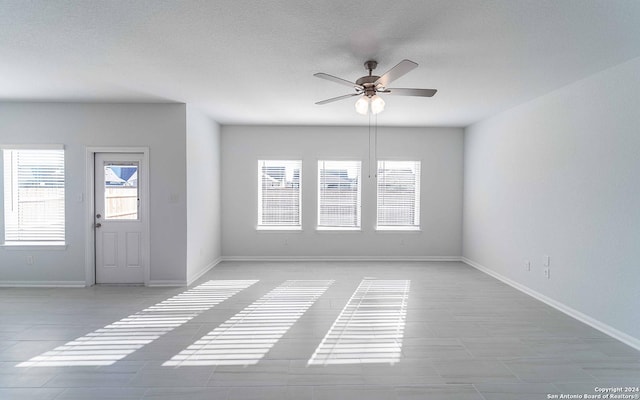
[377,160,421,229]
[318,160,361,229]
[3,148,65,242]
[257,160,302,228]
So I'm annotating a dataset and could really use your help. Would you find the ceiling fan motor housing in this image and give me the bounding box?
[356,76,381,97]
[357,60,382,96]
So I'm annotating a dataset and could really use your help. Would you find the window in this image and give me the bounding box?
[257,160,301,229]
[377,160,421,230]
[103,163,139,220]
[3,147,65,243]
[318,160,361,229]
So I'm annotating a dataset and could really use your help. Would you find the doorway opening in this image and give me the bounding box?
[85,148,150,286]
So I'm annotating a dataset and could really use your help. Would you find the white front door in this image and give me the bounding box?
[94,153,146,284]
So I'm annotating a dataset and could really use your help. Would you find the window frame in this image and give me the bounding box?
[317,160,362,231]
[376,160,421,231]
[256,159,303,231]
[1,144,66,247]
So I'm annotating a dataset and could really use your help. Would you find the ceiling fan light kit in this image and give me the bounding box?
[354,94,385,115]
[314,59,437,115]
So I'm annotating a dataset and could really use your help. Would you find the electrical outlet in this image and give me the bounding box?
[525,260,531,271]
[543,255,550,266]
[544,267,550,279]
[26,255,34,265]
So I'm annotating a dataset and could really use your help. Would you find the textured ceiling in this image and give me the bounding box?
[1,0,640,127]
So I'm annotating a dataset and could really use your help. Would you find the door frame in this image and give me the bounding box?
[85,147,150,286]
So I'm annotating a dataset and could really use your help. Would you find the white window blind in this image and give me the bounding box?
[318,160,361,229]
[377,160,421,230]
[3,148,65,242]
[257,160,302,229]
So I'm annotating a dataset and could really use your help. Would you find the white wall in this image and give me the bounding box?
[0,103,187,285]
[463,57,640,344]
[186,106,222,283]
[221,125,464,259]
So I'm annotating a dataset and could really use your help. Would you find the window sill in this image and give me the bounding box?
[376,226,421,232]
[256,226,302,232]
[1,242,67,250]
[316,227,362,232]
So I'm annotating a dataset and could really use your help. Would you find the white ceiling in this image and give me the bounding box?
[1,0,640,127]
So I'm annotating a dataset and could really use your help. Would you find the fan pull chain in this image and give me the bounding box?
[374,114,378,178]
[368,112,372,178]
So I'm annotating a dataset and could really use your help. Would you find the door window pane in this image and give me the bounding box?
[104,164,138,220]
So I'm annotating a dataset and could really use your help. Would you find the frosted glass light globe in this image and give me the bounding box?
[370,95,385,115]
[354,96,369,115]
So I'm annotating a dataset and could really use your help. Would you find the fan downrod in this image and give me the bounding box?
[364,60,378,74]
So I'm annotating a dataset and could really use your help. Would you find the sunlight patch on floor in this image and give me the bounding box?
[17,280,257,367]
[307,278,409,365]
[163,280,333,366]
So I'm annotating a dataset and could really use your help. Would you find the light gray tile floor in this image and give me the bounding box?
[0,261,638,399]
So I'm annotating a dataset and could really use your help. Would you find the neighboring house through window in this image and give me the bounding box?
[257,160,302,230]
[2,146,65,244]
[377,160,421,230]
[318,160,361,230]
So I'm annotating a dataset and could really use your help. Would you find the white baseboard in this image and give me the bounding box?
[147,280,187,287]
[221,256,462,262]
[186,257,222,286]
[0,281,86,288]
[462,257,640,352]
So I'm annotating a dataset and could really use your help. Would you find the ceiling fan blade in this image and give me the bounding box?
[383,88,437,97]
[314,73,362,89]
[374,59,418,88]
[315,93,360,105]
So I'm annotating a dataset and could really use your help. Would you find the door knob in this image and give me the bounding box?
[95,223,102,228]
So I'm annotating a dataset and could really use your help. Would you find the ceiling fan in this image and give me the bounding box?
[314,59,437,115]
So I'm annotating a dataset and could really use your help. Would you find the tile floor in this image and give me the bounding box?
[0,261,638,399]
